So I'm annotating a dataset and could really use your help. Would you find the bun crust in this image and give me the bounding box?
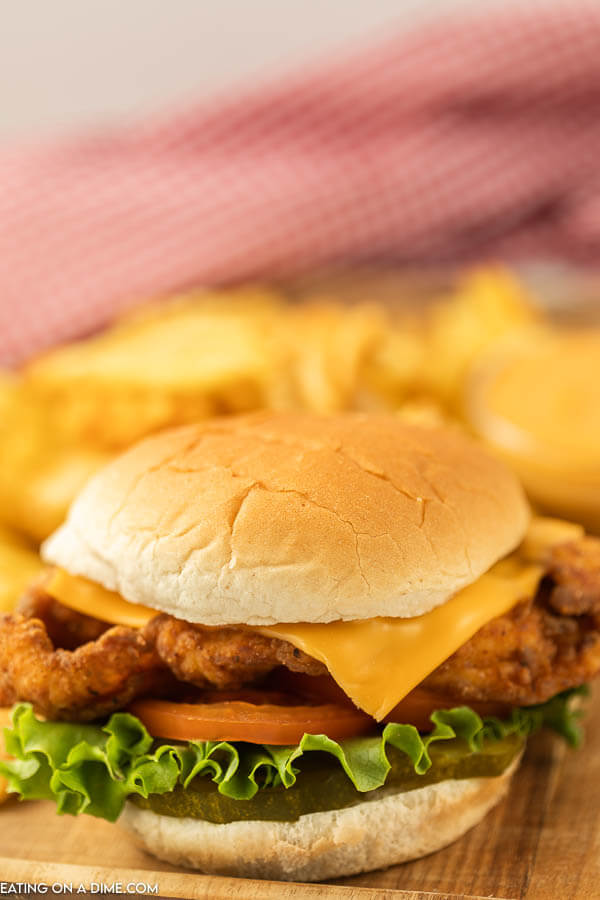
[120,764,518,881]
[43,413,529,625]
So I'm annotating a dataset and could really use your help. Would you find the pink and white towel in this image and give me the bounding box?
[1,4,599,365]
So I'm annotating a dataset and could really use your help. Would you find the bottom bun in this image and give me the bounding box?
[120,760,519,882]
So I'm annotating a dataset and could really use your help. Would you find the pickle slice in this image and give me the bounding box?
[131,733,524,824]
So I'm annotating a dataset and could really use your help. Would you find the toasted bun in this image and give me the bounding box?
[43,413,529,625]
[120,761,518,881]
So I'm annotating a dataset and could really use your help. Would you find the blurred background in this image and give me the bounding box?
[1,0,600,614]
[2,0,520,139]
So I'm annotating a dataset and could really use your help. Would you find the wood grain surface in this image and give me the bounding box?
[2,688,600,899]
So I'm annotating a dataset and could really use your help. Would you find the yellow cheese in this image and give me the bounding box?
[46,515,578,720]
[46,559,544,721]
[257,560,543,720]
[519,517,584,564]
[45,568,156,628]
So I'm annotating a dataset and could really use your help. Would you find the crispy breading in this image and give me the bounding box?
[545,538,600,616]
[424,540,600,705]
[0,614,163,721]
[0,598,326,720]
[2,537,600,720]
[424,592,600,706]
[17,581,109,649]
[145,615,326,690]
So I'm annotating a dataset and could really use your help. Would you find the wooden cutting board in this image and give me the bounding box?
[2,689,600,899]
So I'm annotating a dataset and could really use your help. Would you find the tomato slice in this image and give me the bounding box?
[129,697,375,745]
[269,669,355,707]
[272,670,510,731]
[385,688,510,731]
[130,672,512,746]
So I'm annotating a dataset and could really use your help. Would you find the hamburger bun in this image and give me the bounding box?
[42,412,529,625]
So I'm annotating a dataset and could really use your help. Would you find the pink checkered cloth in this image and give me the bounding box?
[2,4,600,366]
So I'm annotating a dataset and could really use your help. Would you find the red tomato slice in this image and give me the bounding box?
[272,670,510,731]
[129,696,375,745]
[269,669,354,706]
[130,673,512,745]
[385,688,510,731]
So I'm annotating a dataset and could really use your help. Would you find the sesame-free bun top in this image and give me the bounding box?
[42,413,529,625]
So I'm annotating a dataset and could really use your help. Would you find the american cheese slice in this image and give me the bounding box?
[45,557,544,721]
[519,517,584,563]
[257,561,543,720]
[45,568,156,628]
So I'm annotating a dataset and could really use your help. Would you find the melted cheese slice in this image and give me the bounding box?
[45,568,156,628]
[46,556,545,720]
[49,514,583,718]
[257,560,543,719]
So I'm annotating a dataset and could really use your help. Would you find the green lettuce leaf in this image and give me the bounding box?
[0,689,585,823]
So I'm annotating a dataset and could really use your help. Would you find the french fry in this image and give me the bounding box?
[279,302,389,412]
[422,266,539,408]
[0,422,110,543]
[396,400,450,427]
[358,325,426,411]
[0,527,44,612]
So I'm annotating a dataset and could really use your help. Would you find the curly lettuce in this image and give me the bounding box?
[0,689,585,823]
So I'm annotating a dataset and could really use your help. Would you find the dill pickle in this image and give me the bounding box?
[131,733,524,823]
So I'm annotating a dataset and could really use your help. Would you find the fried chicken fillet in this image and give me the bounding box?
[425,539,600,705]
[1,538,599,722]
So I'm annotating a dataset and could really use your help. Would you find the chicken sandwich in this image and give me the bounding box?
[1,413,599,881]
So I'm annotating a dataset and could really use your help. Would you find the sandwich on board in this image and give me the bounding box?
[1,413,598,881]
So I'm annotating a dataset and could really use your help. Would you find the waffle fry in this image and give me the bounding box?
[24,290,284,449]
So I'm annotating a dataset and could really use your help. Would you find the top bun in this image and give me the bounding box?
[43,413,529,625]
